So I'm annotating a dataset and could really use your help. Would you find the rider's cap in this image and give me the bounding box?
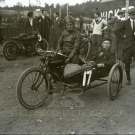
[65,16,75,24]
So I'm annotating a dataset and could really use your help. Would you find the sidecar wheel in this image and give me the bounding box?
[3,41,18,60]
[107,63,123,100]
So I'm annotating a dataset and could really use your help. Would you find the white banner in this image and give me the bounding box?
[101,0,116,3]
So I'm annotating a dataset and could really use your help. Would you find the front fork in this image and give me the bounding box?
[31,58,49,91]
[39,58,53,93]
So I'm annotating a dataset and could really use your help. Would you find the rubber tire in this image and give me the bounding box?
[17,67,49,110]
[107,63,123,100]
[3,41,18,60]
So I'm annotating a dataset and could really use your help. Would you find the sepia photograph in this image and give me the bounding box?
[0,0,135,134]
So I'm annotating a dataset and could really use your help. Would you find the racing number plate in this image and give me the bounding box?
[82,70,92,87]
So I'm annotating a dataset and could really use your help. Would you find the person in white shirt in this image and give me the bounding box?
[91,11,107,57]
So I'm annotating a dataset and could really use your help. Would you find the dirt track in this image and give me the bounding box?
[0,55,135,134]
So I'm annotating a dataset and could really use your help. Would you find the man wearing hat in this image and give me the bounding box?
[114,8,135,85]
[24,11,36,34]
[117,10,126,21]
[38,9,52,42]
[111,10,126,60]
[57,16,81,64]
[123,8,135,85]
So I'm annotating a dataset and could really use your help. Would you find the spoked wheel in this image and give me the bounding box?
[17,67,49,110]
[107,63,123,100]
[3,41,18,60]
[80,40,91,61]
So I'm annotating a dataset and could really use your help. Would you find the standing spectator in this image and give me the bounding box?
[113,8,135,85]
[38,10,52,42]
[24,11,36,34]
[49,12,65,50]
[91,11,107,56]
[112,10,126,59]
[105,13,118,53]
[123,8,135,85]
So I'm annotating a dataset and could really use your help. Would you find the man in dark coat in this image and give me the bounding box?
[38,10,52,42]
[49,12,65,50]
[111,10,126,59]
[113,8,135,85]
[24,11,37,34]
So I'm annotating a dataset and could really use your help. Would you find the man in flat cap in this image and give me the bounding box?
[117,10,126,21]
[113,8,135,85]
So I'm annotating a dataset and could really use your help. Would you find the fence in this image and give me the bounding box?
[0,22,25,40]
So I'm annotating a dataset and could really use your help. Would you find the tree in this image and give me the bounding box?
[16,2,23,7]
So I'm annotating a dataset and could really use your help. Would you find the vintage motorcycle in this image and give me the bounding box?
[2,33,48,60]
[17,49,123,110]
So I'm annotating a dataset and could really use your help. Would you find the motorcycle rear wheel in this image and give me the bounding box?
[3,41,18,60]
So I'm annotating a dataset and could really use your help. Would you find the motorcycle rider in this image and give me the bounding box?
[57,16,81,64]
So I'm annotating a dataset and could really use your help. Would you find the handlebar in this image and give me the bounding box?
[37,50,68,58]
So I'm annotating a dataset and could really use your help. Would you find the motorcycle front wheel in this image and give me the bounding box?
[17,67,49,110]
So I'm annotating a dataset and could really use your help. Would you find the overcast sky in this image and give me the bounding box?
[0,0,89,7]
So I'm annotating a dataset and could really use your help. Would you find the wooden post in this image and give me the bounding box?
[49,7,52,18]
[67,3,69,16]
[29,0,30,7]
[59,6,62,18]
[125,0,129,19]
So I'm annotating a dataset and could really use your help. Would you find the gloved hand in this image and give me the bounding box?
[97,63,105,68]
[87,61,96,67]
[57,50,62,53]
